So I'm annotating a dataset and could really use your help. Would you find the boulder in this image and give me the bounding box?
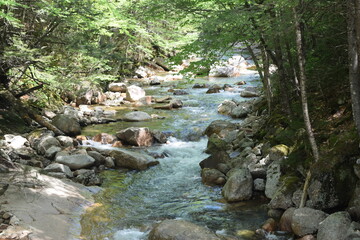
[4,135,28,149]
[193,83,208,88]
[108,82,127,92]
[254,178,265,191]
[348,181,360,221]
[279,207,296,232]
[173,89,188,95]
[44,163,73,178]
[108,149,159,170]
[152,130,167,144]
[92,133,117,144]
[268,175,299,210]
[148,219,221,240]
[169,99,183,108]
[209,66,241,77]
[73,169,102,186]
[317,212,351,240]
[199,151,230,171]
[126,85,146,102]
[87,151,106,166]
[222,168,253,202]
[116,127,153,147]
[206,84,222,94]
[291,207,328,237]
[204,120,237,137]
[230,104,252,118]
[269,144,290,162]
[44,146,62,160]
[345,221,360,239]
[240,90,259,98]
[218,100,237,115]
[265,161,281,199]
[201,168,226,186]
[52,114,81,136]
[104,157,115,168]
[205,134,230,155]
[37,135,61,155]
[123,111,151,122]
[55,154,96,170]
[150,79,161,85]
[56,136,74,148]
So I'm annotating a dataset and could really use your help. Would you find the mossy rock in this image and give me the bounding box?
[0,110,32,134]
[205,134,230,154]
[269,144,290,162]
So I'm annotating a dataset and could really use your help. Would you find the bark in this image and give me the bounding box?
[261,46,272,113]
[0,90,64,136]
[294,4,320,208]
[245,43,264,81]
[347,0,360,138]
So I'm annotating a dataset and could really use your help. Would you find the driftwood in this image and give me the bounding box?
[0,90,64,136]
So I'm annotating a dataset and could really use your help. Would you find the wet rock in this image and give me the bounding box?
[230,103,252,118]
[108,82,127,92]
[126,85,146,102]
[218,100,237,115]
[104,157,115,168]
[201,168,226,186]
[205,134,230,155]
[279,207,296,232]
[92,133,116,144]
[204,120,237,137]
[193,83,208,88]
[173,89,189,95]
[52,114,81,136]
[265,161,281,199]
[199,151,230,170]
[73,169,102,186]
[44,163,73,178]
[169,99,183,108]
[152,130,167,144]
[269,144,289,162]
[56,136,75,148]
[44,146,62,160]
[262,218,277,232]
[253,178,265,191]
[206,84,222,94]
[222,168,253,202]
[317,211,351,240]
[37,135,61,155]
[291,207,328,237]
[116,127,153,147]
[240,90,259,98]
[123,111,151,122]
[87,151,106,166]
[149,219,221,240]
[236,81,246,85]
[108,149,159,170]
[150,79,161,85]
[55,154,96,170]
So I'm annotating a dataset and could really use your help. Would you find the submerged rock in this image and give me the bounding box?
[149,219,221,240]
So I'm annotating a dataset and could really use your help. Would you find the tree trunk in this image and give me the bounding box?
[347,0,360,138]
[245,43,264,81]
[294,3,320,208]
[261,46,272,114]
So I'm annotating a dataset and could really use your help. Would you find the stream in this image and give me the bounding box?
[78,70,281,240]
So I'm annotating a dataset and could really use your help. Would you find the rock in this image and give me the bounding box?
[199,151,230,170]
[123,111,151,122]
[267,209,284,219]
[345,221,360,239]
[149,219,221,240]
[265,161,281,199]
[55,154,96,170]
[126,85,146,102]
[254,178,265,191]
[87,151,106,166]
[44,163,73,178]
[348,181,360,221]
[173,89,189,95]
[218,100,237,115]
[153,104,172,110]
[169,99,183,108]
[204,120,237,137]
[269,144,289,162]
[116,127,153,147]
[240,90,259,98]
[52,114,81,136]
[108,82,127,92]
[292,189,303,208]
[108,149,159,170]
[262,218,277,232]
[111,141,123,148]
[279,207,296,232]
[155,96,172,103]
[4,135,28,149]
[236,81,246,85]
[291,207,328,237]
[135,66,154,78]
[37,135,61,155]
[150,79,161,85]
[317,212,351,240]
[201,168,226,186]
[104,157,115,168]
[42,109,57,119]
[73,169,102,186]
[298,235,316,240]
[209,65,241,77]
[248,163,267,179]
[205,134,230,155]
[92,133,116,144]
[206,84,222,94]
[152,130,167,144]
[230,104,252,118]
[222,168,253,202]
[56,136,74,148]
[268,175,299,210]
[44,146,62,160]
[193,83,208,88]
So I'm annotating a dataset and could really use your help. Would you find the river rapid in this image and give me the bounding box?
[79,70,278,240]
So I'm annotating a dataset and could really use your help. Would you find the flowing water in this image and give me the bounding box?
[79,70,288,240]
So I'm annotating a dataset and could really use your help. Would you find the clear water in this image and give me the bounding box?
[79,71,286,240]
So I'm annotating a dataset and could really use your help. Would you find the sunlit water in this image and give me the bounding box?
[79,71,290,239]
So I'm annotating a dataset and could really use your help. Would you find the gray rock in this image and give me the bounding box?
[116,127,153,147]
[104,157,115,168]
[173,89,189,95]
[152,130,167,144]
[306,174,339,209]
[199,151,230,170]
[55,154,96,170]
[254,178,265,191]
[56,136,74,148]
[230,104,252,118]
[265,161,281,199]
[123,111,151,122]
[218,100,237,115]
[317,212,351,240]
[52,114,81,136]
[44,163,73,178]
[169,99,183,108]
[204,120,237,137]
[4,135,28,149]
[268,175,298,210]
[345,221,360,240]
[206,84,222,94]
[201,168,226,186]
[348,182,360,221]
[126,85,145,102]
[47,172,67,179]
[108,82,127,92]
[149,219,221,240]
[73,169,102,186]
[240,90,259,98]
[87,151,106,166]
[108,149,159,170]
[37,135,61,155]
[279,207,296,232]
[222,168,253,202]
[44,146,62,160]
[291,207,328,237]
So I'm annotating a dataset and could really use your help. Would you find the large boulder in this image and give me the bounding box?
[108,82,127,92]
[108,149,159,170]
[240,90,259,98]
[317,212,351,240]
[116,127,153,147]
[92,133,117,144]
[222,168,253,202]
[217,100,237,115]
[199,151,230,171]
[148,219,221,240]
[204,120,237,137]
[291,207,328,237]
[265,161,282,199]
[230,103,252,118]
[4,135,28,149]
[126,85,146,102]
[123,111,151,122]
[268,175,299,210]
[55,154,96,170]
[37,135,61,155]
[44,163,73,178]
[348,181,360,221]
[279,207,296,232]
[209,66,241,77]
[201,168,226,186]
[52,114,81,136]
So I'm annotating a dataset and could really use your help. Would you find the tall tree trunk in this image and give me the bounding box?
[347,0,360,137]
[294,3,320,208]
[245,42,264,81]
[261,46,272,113]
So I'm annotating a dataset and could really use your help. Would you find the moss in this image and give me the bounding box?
[270,144,290,156]
[278,174,301,194]
[0,110,32,134]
